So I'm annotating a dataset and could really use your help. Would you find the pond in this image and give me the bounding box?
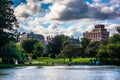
[0,65,120,80]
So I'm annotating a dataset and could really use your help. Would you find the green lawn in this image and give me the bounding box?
[0,57,95,68]
[32,57,95,65]
[0,58,2,63]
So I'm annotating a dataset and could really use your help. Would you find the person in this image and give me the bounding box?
[93,59,96,65]
[52,61,54,66]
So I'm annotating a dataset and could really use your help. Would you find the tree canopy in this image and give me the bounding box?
[47,34,69,58]
[97,26,120,65]
[33,42,44,57]
[0,0,18,48]
[21,39,39,53]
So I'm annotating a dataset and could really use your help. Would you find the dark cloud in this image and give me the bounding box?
[52,0,120,21]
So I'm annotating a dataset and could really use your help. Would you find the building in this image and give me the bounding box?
[83,24,109,42]
[69,36,80,46]
[46,35,53,44]
[20,32,45,43]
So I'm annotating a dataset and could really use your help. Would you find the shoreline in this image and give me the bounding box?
[0,63,119,69]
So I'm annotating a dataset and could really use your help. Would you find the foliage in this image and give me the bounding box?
[109,34,120,43]
[46,34,69,57]
[33,42,44,57]
[107,43,120,59]
[62,43,75,62]
[0,0,18,48]
[96,44,108,58]
[86,42,100,57]
[80,38,91,57]
[117,26,120,33]
[81,37,90,49]
[21,39,38,53]
[96,43,120,64]
[0,58,2,62]
[0,43,26,64]
[97,26,120,65]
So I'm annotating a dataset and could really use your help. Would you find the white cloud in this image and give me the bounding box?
[106,24,119,36]
[101,6,115,14]
[14,0,41,19]
[16,0,120,38]
[45,0,120,21]
[93,0,101,3]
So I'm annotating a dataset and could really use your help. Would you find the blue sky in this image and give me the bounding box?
[13,0,120,37]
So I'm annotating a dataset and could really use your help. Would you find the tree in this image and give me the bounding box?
[62,43,74,62]
[117,26,120,33]
[81,38,90,49]
[33,42,44,58]
[96,43,120,64]
[47,34,69,58]
[109,26,120,43]
[0,43,25,64]
[0,0,18,48]
[107,43,120,60]
[21,39,38,53]
[80,37,90,57]
[96,44,109,64]
[97,26,120,65]
[86,42,100,57]
[109,34,120,43]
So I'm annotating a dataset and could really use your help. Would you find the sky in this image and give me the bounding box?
[12,0,120,38]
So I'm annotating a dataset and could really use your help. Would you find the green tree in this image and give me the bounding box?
[33,42,44,58]
[107,43,120,60]
[21,39,38,53]
[109,34,120,43]
[86,42,100,57]
[117,26,120,33]
[80,37,90,57]
[97,43,120,64]
[62,43,74,62]
[109,26,120,43]
[81,38,90,49]
[97,26,120,65]
[47,34,69,58]
[0,43,25,64]
[96,44,109,64]
[0,0,18,48]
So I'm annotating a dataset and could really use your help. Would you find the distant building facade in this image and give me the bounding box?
[20,32,45,43]
[46,35,53,44]
[69,37,80,46]
[83,24,109,42]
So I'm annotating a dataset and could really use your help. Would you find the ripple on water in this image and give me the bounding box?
[0,66,120,80]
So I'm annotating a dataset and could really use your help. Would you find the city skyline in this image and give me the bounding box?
[12,0,120,37]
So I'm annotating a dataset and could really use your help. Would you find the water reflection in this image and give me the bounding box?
[0,66,120,80]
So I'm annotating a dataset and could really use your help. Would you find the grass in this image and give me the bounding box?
[0,57,95,68]
[32,57,95,65]
[0,58,2,63]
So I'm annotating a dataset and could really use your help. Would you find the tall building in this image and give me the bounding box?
[20,32,45,43]
[83,24,109,42]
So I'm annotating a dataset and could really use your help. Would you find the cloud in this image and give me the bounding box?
[93,0,101,3]
[16,0,120,38]
[45,0,120,21]
[14,0,41,19]
[106,24,119,36]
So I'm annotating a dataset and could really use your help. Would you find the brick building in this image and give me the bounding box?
[83,24,109,42]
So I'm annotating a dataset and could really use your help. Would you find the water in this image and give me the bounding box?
[0,66,120,80]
